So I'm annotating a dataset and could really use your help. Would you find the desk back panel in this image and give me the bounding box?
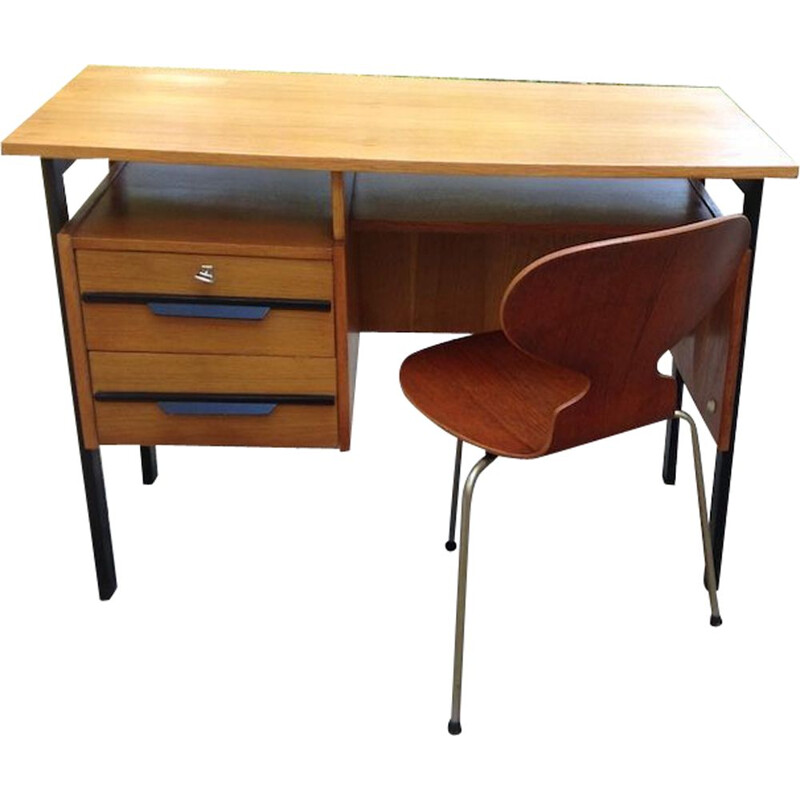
[351,175,715,332]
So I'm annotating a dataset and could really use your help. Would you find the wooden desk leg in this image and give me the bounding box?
[140,446,158,485]
[661,364,684,485]
[708,179,763,586]
[42,158,117,600]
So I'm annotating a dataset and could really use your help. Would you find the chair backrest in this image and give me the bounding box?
[500,216,751,453]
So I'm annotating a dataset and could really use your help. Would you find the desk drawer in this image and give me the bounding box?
[76,250,333,300]
[93,401,338,447]
[90,352,337,394]
[90,352,338,446]
[82,296,334,357]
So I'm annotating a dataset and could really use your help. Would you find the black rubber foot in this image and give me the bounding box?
[448,720,462,735]
[710,615,723,627]
[445,540,457,552]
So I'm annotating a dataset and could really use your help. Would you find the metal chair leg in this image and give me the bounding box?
[449,451,497,735]
[674,410,722,627]
[446,439,463,552]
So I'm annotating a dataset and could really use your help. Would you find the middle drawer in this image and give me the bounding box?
[82,300,334,357]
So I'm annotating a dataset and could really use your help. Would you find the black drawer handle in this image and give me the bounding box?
[94,392,335,407]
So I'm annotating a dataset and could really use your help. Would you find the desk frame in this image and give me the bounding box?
[42,156,763,598]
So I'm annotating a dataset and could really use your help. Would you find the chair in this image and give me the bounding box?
[399,216,752,735]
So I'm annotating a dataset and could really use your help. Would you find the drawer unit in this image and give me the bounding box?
[90,352,338,447]
[56,163,356,452]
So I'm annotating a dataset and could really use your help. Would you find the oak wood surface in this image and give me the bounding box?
[90,352,337,395]
[95,403,338,448]
[56,234,99,448]
[332,240,359,449]
[76,250,333,300]
[67,163,333,259]
[82,304,335,358]
[3,66,796,178]
[331,172,356,242]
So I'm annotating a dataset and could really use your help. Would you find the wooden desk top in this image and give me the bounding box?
[2,66,797,179]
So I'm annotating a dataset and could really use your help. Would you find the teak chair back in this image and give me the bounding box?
[501,215,752,454]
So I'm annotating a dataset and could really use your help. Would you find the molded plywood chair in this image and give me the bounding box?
[399,216,751,735]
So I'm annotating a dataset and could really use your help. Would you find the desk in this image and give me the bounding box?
[2,66,796,599]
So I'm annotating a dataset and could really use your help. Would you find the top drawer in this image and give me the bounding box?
[76,250,333,300]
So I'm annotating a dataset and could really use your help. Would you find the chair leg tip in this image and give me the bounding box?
[445,540,457,552]
[448,720,462,735]
[710,614,723,627]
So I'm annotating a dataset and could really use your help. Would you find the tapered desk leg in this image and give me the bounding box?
[707,179,763,586]
[662,364,684,485]
[42,158,117,600]
[141,446,158,485]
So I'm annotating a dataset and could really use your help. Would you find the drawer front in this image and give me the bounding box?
[90,352,336,394]
[94,402,338,447]
[90,352,338,447]
[83,301,334,357]
[76,250,333,300]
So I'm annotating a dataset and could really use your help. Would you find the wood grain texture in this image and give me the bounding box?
[56,234,99,448]
[352,178,714,332]
[352,175,718,229]
[672,249,752,450]
[501,216,752,454]
[76,250,333,300]
[67,163,333,259]
[89,352,336,395]
[82,304,335,357]
[400,331,589,458]
[3,66,796,178]
[95,403,338,447]
[402,216,751,457]
[332,241,359,450]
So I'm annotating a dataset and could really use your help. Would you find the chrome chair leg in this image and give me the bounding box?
[449,451,497,735]
[446,438,464,552]
[674,410,722,627]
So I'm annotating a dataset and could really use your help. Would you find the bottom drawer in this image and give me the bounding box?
[89,351,339,447]
[94,400,338,447]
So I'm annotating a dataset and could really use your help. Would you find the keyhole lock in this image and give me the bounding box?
[195,264,215,284]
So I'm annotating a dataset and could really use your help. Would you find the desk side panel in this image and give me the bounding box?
[56,233,99,448]
[672,250,751,450]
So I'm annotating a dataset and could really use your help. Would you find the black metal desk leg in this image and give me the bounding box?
[41,158,117,600]
[662,364,684,484]
[140,446,158,485]
[708,179,763,586]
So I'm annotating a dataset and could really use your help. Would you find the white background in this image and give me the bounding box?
[1,2,798,797]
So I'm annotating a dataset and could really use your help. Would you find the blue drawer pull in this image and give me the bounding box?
[147,302,270,320]
[157,401,277,416]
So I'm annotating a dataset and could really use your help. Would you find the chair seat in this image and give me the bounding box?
[400,332,590,458]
